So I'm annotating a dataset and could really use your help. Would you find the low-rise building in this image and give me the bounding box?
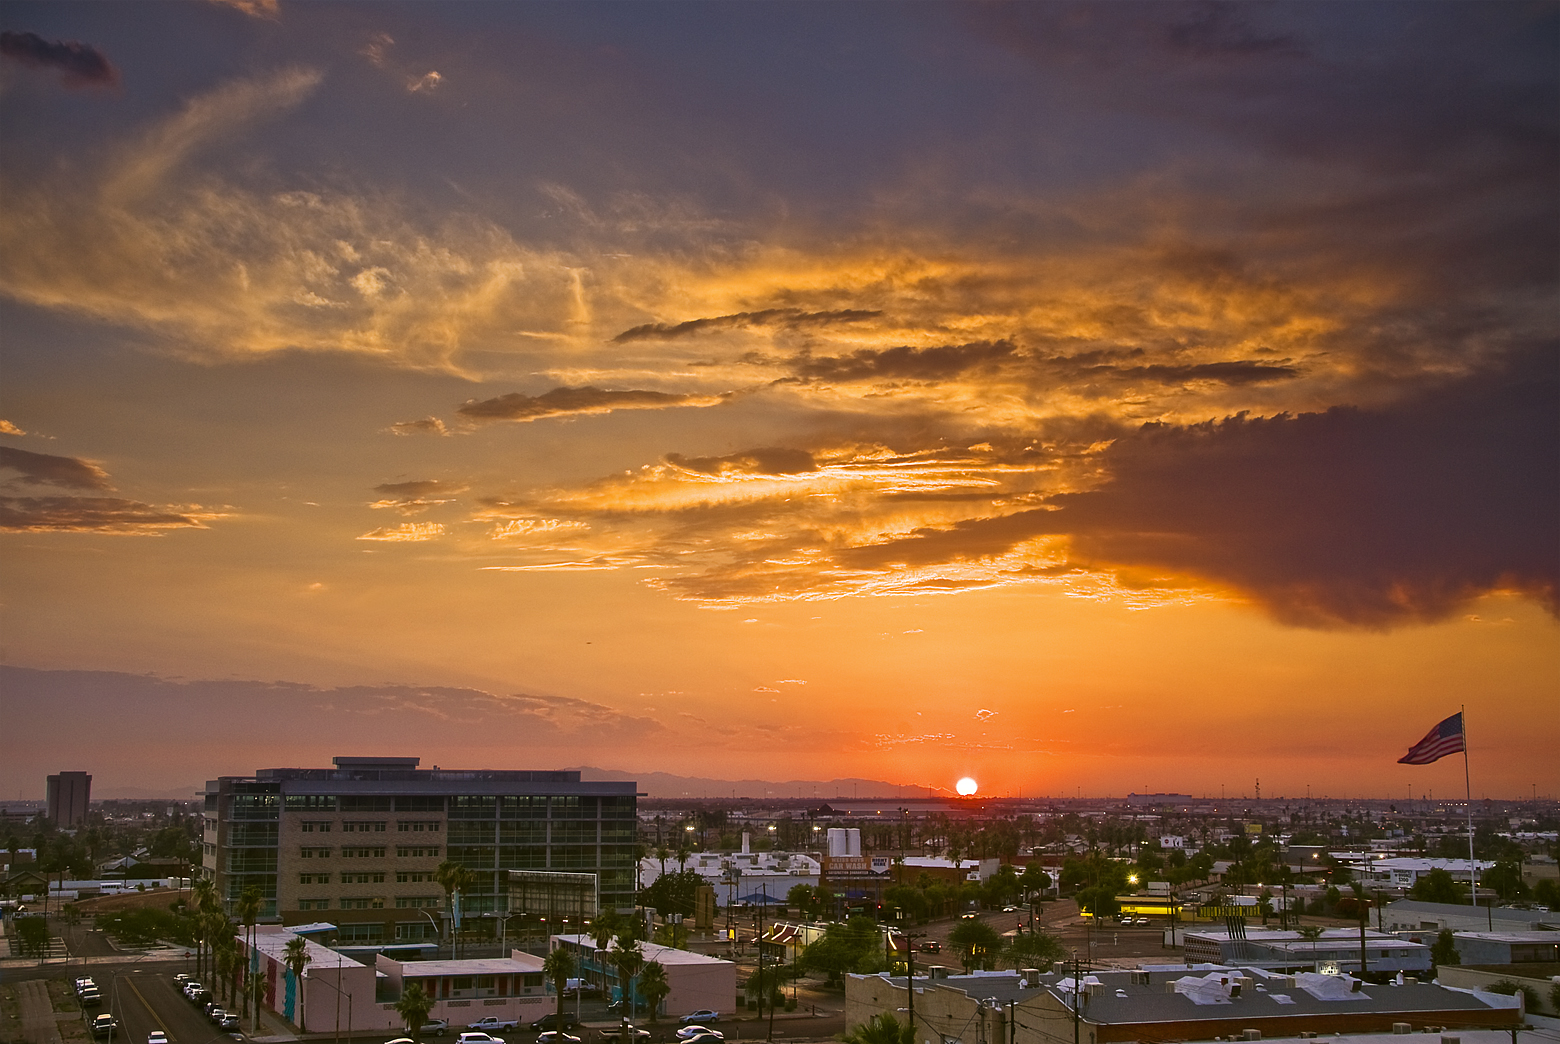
[1382,899,1555,934]
[1447,931,1560,966]
[549,934,736,1021]
[846,965,1521,1044]
[1182,928,1431,974]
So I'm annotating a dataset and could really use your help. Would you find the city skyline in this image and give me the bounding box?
[1,3,1555,800]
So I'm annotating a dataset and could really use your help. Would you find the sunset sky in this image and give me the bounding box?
[2,2,1556,801]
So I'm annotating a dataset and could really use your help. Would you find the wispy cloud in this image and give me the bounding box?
[357,522,445,542]
[0,497,220,533]
[369,479,467,514]
[458,386,729,423]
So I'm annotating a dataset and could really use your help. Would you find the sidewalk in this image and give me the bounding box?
[17,979,64,1044]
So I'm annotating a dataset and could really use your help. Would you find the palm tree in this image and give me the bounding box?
[589,912,622,995]
[283,935,312,1028]
[543,946,576,1028]
[235,886,265,1024]
[610,937,644,1022]
[1297,925,1325,968]
[434,861,476,959]
[394,982,433,1036]
[842,1013,913,1044]
[191,879,217,981]
[215,941,237,1009]
[637,961,669,1023]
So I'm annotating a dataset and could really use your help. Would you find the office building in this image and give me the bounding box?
[203,756,637,947]
[46,771,91,829]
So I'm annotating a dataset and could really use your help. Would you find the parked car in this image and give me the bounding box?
[456,1033,505,1044]
[529,1015,577,1032]
[182,982,204,998]
[536,1033,581,1044]
[174,974,191,986]
[682,1033,723,1044]
[204,1003,222,1018]
[465,1018,521,1032]
[90,1014,119,1038]
[147,1033,168,1044]
[676,1028,721,1041]
[419,1021,450,1036]
[207,1008,227,1024]
[217,1016,240,1031]
[187,990,209,1007]
[79,991,103,1008]
[76,978,98,994]
[600,1030,649,1042]
[679,1012,720,1026]
[917,941,941,953]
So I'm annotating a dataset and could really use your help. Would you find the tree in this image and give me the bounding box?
[1534,879,1560,909]
[948,919,1002,972]
[1482,861,1528,903]
[611,937,645,1020]
[798,918,882,985]
[543,946,576,1027]
[652,921,689,950]
[1430,929,1459,968]
[1409,868,1465,905]
[637,961,670,1022]
[843,1013,914,1044]
[1020,865,1052,900]
[191,878,217,982]
[394,982,434,1035]
[589,912,622,994]
[1005,928,1067,971]
[235,886,265,1027]
[1074,886,1120,920]
[283,935,312,1028]
[14,916,49,958]
[639,870,703,919]
[434,861,475,958]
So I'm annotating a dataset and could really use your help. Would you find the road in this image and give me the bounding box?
[100,971,234,1044]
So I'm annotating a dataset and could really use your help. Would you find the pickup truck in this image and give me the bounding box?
[465,1018,522,1032]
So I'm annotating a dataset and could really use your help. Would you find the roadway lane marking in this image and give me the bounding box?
[124,977,169,1036]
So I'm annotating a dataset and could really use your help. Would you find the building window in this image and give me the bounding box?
[300,847,332,859]
[396,871,434,883]
[395,896,441,908]
[339,796,393,813]
[394,796,445,813]
[397,846,441,858]
[397,821,441,833]
[298,898,331,911]
[338,923,383,942]
[285,795,338,812]
[340,897,385,910]
[449,796,497,819]
[342,872,386,884]
[342,846,386,858]
[342,821,387,832]
[299,873,331,885]
[300,821,332,833]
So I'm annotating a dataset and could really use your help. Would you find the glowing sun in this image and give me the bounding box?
[955,777,978,796]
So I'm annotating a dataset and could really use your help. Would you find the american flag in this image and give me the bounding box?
[1398,712,1466,765]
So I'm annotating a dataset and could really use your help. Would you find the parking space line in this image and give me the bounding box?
[125,977,169,1035]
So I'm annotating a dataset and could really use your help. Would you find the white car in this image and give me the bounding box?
[537,1034,582,1044]
[456,1033,505,1044]
[677,1029,723,1042]
[148,1033,169,1044]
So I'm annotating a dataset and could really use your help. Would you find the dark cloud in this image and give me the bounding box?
[1082,360,1301,386]
[612,308,880,343]
[373,479,461,498]
[458,385,723,423]
[0,446,111,490]
[786,340,1017,382]
[0,30,118,88]
[1165,5,1307,61]
[0,496,212,533]
[370,478,466,514]
[840,351,1558,628]
[665,447,817,476]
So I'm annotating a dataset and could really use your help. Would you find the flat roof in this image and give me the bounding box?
[553,935,734,968]
[247,929,362,970]
[393,955,544,977]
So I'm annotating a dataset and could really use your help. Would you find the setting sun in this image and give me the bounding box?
[956,777,978,796]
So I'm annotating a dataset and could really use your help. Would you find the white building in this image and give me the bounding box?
[1345,858,1492,892]
[550,934,736,1020]
[640,835,822,908]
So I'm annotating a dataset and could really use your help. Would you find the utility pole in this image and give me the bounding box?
[1073,953,1081,1044]
[906,939,916,1044]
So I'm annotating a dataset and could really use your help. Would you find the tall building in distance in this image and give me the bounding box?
[202,756,638,949]
[45,771,91,828]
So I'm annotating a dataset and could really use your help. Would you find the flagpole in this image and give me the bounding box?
[1460,705,1488,929]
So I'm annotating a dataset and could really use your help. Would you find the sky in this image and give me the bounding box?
[1,1,1556,802]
